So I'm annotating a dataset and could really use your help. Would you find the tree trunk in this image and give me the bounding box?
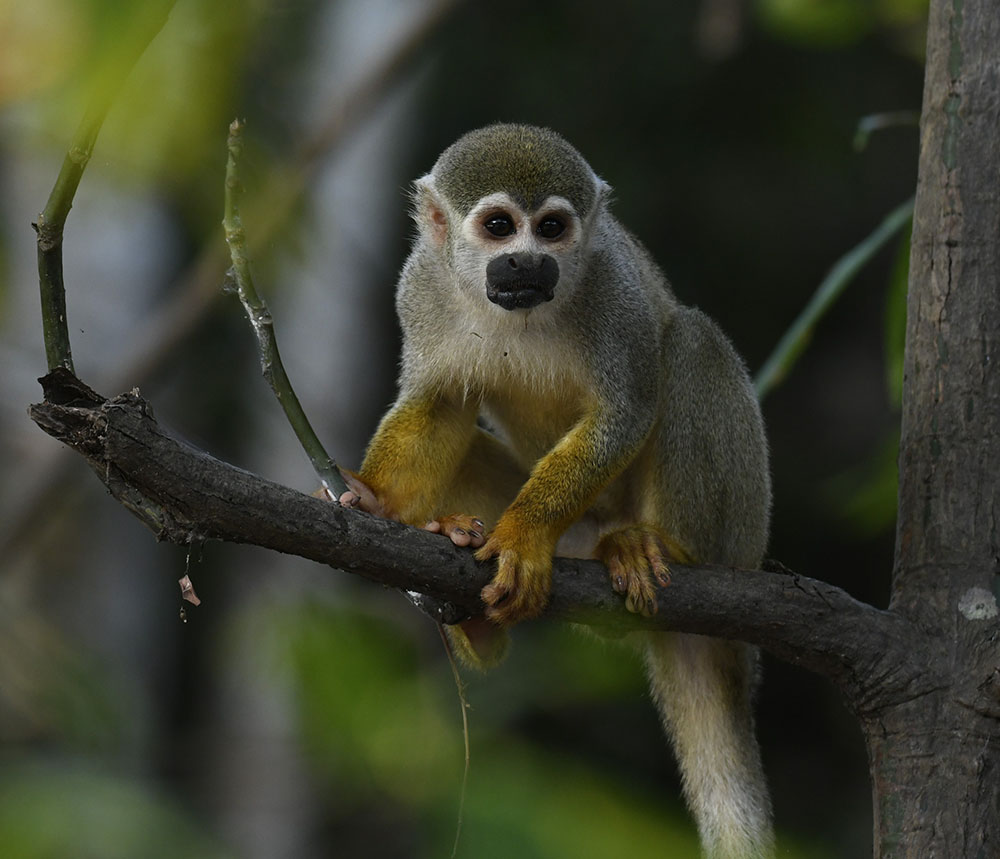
[870,0,1000,854]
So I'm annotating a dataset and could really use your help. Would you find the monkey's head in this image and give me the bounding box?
[413,124,609,312]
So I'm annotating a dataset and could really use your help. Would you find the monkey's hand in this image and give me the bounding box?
[475,514,555,625]
[595,525,680,618]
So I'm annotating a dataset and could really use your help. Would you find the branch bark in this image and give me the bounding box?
[30,368,919,709]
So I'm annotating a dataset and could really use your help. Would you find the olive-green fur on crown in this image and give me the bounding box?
[430,124,599,216]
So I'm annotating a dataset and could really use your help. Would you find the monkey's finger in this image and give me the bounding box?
[450,528,473,547]
[481,549,513,605]
[644,534,672,587]
[624,586,644,615]
[474,537,500,564]
[465,519,487,548]
[625,579,658,617]
[436,513,488,548]
[607,556,628,594]
[482,581,510,608]
[487,561,549,625]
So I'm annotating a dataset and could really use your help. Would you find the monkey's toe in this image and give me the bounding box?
[596,525,680,617]
[429,513,486,548]
[332,470,386,517]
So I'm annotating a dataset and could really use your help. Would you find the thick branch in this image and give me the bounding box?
[29,369,918,708]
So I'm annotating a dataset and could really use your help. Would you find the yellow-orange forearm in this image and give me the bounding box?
[499,411,636,539]
[358,394,477,524]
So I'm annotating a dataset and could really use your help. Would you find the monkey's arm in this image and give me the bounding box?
[477,407,649,625]
[357,394,478,525]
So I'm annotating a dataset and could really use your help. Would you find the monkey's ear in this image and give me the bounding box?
[595,178,614,208]
[412,175,449,247]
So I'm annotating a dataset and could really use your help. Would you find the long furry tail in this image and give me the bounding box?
[645,632,774,859]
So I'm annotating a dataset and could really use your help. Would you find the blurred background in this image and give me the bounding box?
[0,0,927,856]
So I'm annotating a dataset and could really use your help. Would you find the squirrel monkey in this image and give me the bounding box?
[341,124,774,859]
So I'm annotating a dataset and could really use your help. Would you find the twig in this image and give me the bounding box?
[222,120,348,499]
[754,197,915,399]
[33,0,178,372]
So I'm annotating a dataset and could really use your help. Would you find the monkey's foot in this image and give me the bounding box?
[475,522,553,626]
[595,525,675,618]
[425,513,486,549]
[335,469,388,517]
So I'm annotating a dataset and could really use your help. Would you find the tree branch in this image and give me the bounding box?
[29,368,917,707]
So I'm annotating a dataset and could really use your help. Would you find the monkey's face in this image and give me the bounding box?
[453,192,585,312]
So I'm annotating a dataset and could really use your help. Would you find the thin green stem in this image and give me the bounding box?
[223,119,349,498]
[35,1,177,373]
[853,110,921,152]
[754,197,915,400]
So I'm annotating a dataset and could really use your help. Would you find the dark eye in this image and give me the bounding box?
[536,216,566,240]
[484,213,515,237]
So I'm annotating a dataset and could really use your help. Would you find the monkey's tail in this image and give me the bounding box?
[443,617,509,670]
[644,632,775,859]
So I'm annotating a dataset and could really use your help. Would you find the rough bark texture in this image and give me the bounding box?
[870,0,1000,855]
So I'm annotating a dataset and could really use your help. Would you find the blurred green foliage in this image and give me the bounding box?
[0,765,229,858]
[274,603,457,803]
[6,0,252,180]
[758,0,928,54]
[263,600,831,857]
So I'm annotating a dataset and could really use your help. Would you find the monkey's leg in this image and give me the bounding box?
[645,634,774,859]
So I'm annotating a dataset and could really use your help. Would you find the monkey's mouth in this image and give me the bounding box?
[485,253,560,311]
[486,283,555,311]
